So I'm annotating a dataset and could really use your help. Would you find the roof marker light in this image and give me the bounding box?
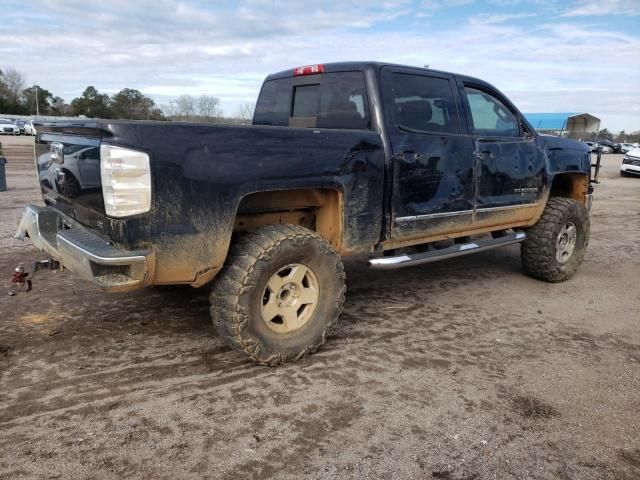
[294,64,325,76]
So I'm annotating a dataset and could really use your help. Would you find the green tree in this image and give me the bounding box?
[597,128,614,141]
[22,85,53,115]
[70,86,112,118]
[110,88,162,120]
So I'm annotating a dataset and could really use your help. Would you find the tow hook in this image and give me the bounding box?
[8,259,61,296]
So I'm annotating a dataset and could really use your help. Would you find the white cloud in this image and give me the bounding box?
[468,12,537,25]
[0,1,638,130]
[562,0,640,17]
[420,0,475,8]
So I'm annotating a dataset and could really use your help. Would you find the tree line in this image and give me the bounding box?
[1,66,256,123]
[0,67,163,119]
[594,128,640,144]
[568,128,640,144]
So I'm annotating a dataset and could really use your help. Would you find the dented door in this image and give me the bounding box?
[380,67,476,240]
[461,85,546,220]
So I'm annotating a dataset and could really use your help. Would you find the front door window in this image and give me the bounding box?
[464,87,519,137]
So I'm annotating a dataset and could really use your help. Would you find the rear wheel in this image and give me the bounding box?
[210,224,346,365]
[521,197,590,282]
[58,172,81,198]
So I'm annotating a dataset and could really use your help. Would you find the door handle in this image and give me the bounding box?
[475,151,496,160]
[397,151,422,162]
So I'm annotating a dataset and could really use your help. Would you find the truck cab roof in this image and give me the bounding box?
[265,61,492,89]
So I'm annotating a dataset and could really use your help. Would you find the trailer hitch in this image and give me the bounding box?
[8,259,61,296]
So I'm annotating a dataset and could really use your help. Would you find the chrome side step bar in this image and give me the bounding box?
[369,232,526,269]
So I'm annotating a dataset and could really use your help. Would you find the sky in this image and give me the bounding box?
[1,0,639,131]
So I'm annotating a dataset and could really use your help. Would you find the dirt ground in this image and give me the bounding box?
[0,134,638,480]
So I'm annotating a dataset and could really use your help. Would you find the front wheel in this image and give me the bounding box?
[210,224,346,365]
[521,197,590,282]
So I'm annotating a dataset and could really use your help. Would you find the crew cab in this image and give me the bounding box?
[16,62,593,364]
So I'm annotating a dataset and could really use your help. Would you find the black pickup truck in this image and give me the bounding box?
[17,62,593,364]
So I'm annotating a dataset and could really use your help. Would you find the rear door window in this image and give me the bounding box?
[385,73,460,134]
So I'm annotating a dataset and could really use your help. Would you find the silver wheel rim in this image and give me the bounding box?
[555,221,577,264]
[261,263,319,334]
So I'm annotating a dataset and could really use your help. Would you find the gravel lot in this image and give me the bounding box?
[0,135,638,479]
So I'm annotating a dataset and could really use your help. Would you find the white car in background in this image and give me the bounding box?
[24,120,37,136]
[585,142,612,154]
[621,147,640,177]
[621,143,638,153]
[0,118,20,135]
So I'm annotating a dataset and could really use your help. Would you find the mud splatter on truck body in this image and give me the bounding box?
[33,118,386,285]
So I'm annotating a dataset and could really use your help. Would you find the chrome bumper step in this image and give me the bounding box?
[15,204,152,292]
[369,232,526,269]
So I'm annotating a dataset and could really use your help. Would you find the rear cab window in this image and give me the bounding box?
[253,71,371,130]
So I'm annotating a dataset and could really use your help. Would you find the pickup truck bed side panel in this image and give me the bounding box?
[96,123,385,283]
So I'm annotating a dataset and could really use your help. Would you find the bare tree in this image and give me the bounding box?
[237,103,255,125]
[198,94,221,119]
[174,94,196,118]
[163,94,222,122]
[162,100,179,118]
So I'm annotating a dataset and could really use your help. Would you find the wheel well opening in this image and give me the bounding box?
[234,188,343,250]
[549,173,588,204]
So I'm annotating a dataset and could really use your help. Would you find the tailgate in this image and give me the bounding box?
[35,121,109,230]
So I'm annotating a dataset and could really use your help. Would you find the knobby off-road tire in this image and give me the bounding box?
[210,224,346,365]
[521,197,590,282]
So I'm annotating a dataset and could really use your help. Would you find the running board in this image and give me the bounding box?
[369,232,526,269]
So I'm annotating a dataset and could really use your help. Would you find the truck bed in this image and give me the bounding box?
[34,120,386,284]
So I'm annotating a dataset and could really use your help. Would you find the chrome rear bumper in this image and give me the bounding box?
[15,204,153,292]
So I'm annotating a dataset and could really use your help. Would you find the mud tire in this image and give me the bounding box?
[521,197,590,282]
[210,224,346,365]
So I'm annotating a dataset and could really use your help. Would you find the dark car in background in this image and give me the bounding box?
[597,139,621,153]
[15,120,26,135]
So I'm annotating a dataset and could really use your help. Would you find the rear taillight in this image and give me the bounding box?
[294,64,324,76]
[100,144,151,217]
